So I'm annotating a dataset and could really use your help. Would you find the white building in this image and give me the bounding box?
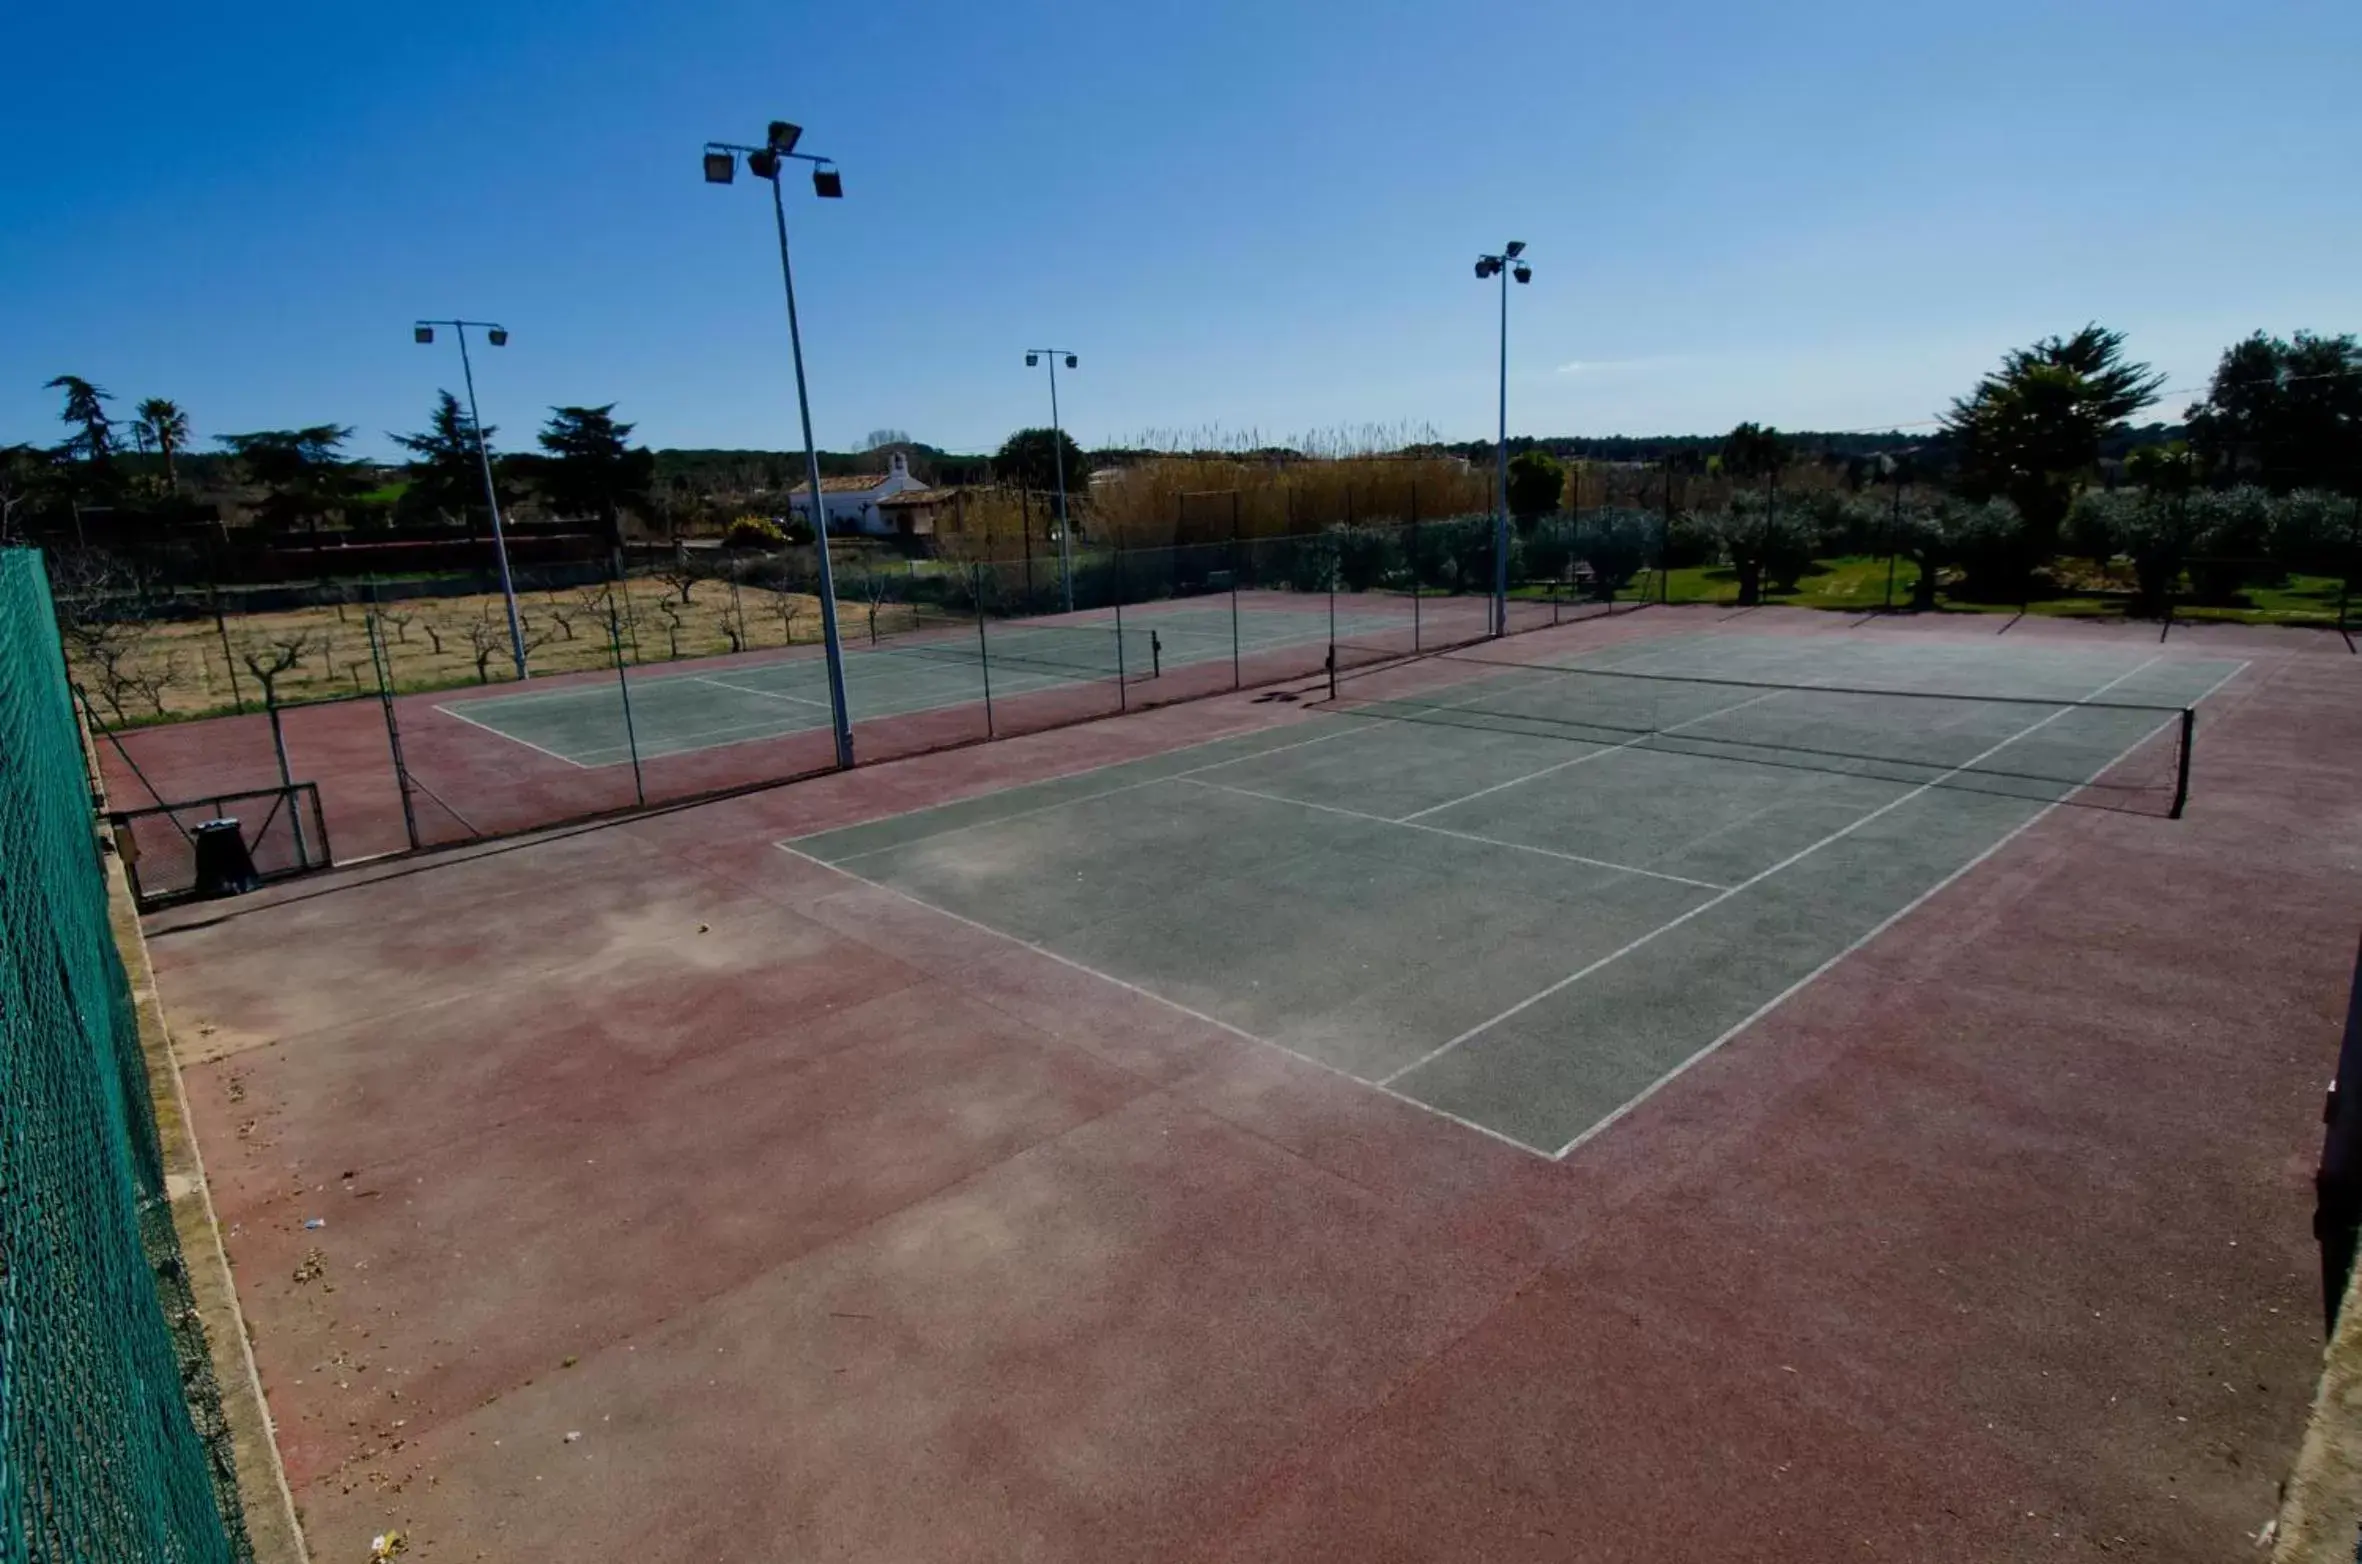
[785,452,930,538]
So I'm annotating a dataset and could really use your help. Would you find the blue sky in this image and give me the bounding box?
[3,0,2356,461]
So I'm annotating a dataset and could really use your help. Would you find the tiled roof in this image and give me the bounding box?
[793,473,897,495]
[875,488,946,508]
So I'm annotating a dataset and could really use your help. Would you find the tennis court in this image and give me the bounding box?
[789,632,2243,1154]
[440,600,1411,767]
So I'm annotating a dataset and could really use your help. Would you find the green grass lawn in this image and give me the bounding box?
[1598,555,2349,629]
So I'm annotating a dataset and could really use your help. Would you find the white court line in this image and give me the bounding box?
[811,721,1385,864]
[1375,653,2171,1090]
[433,699,597,770]
[800,639,1667,863]
[1178,777,1730,892]
[1394,684,1802,823]
[775,842,1555,1158]
[562,666,1074,766]
[1547,656,2251,1159]
[692,673,830,708]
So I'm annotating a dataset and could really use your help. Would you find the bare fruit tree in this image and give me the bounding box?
[463,606,513,684]
[237,631,318,708]
[49,549,166,725]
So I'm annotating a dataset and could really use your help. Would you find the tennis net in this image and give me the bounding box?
[886,611,1163,684]
[1327,649,2198,816]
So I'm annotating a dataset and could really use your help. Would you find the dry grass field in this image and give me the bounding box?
[63,575,857,724]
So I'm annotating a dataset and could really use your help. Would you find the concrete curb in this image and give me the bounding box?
[110,843,312,1564]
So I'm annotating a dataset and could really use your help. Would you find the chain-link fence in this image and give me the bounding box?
[58,522,1672,899]
[1,548,254,1563]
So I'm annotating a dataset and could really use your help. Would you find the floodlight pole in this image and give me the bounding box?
[1026,349,1080,613]
[419,318,527,679]
[765,168,856,768]
[707,126,856,769]
[1493,261,1510,636]
[1473,244,1529,638]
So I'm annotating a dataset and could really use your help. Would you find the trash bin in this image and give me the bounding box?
[191,818,260,899]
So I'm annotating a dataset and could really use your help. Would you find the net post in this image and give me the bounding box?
[971,561,995,738]
[2170,705,2194,819]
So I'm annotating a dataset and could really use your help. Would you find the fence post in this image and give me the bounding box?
[1113,543,1128,712]
[609,584,646,808]
[264,692,309,862]
[2170,705,2194,820]
[1230,492,1243,690]
[970,562,995,737]
[1661,457,1675,605]
[363,602,422,852]
[1022,488,1036,610]
[1410,512,1422,653]
[210,577,248,713]
[2337,495,2358,649]
[1884,481,1902,612]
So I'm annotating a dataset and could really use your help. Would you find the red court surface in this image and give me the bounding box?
[143,606,2362,1561]
[97,589,1482,880]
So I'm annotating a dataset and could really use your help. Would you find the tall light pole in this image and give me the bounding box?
[704,120,855,770]
[413,319,527,678]
[1473,242,1532,637]
[1023,349,1080,613]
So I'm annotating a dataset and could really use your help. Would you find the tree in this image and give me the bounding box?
[234,629,317,707]
[0,444,62,544]
[1895,496,2024,611]
[993,427,1087,497]
[1569,508,1655,600]
[1719,422,1787,489]
[1506,449,1566,524]
[1941,324,2164,579]
[527,404,654,553]
[132,398,191,492]
[218,426,365,541]
[45,375,116,470]
[1713,492,1818,605]
[2185,331,2362,492]
[392,391,501,536]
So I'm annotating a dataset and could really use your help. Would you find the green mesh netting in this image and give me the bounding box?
[1,549,252,1564]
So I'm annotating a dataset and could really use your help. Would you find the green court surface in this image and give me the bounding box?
[437,601,1403,767]
[785,632,2245,1156]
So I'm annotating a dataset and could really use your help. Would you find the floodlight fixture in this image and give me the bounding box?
[1064,354,1077,369]
[703,148,736,184]
[766,120,803,153]
[413,324,434,344]
[1025,352,1039,367]
[747,147,780,180]
[1513,264,1531,284]
[1474,258,1495,279]
[1505,240,1526,258]
[487,326,509,345]
[811,164,843,198]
